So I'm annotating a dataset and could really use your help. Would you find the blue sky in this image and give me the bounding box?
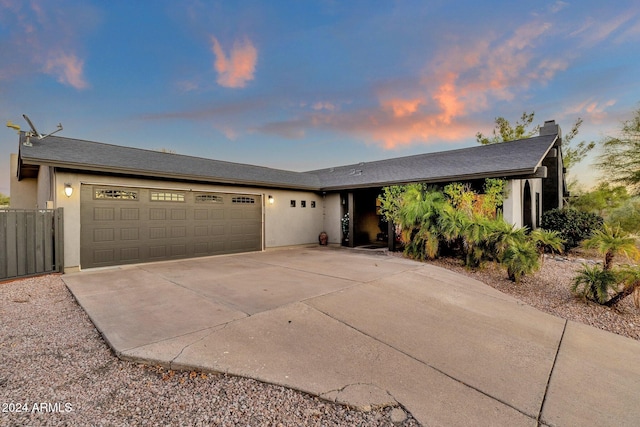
[2,0,640,196]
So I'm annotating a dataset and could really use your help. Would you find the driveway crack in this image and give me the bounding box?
[536,318,567,427]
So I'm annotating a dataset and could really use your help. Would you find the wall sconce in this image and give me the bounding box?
[64,183,73,197]
[268,195,274,204]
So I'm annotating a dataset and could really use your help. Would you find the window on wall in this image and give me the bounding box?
[311,201,316,208]
[301,200,306,208]
[290,200,296,207]
[151,191,185,202]
[95,189,138,200]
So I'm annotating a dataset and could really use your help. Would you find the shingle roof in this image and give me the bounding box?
[18,132,557,191]
[18,134,321,189]
[306,134,558,190]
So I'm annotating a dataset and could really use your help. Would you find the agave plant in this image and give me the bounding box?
[571,264,618,304]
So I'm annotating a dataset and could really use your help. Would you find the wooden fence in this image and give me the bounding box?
[0,209,64,281]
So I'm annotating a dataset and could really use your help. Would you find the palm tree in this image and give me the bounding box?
[438,204,469,256]
[530,229,565,265]
[501,240,540,283]
[605,266,640,308]
[583,223,639,270]
[571,264,618,304]
[487,219,528,262]
[398,185,445,260]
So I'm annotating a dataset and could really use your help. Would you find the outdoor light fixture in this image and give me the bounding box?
[64,183,73,197]
[268,195,274,204]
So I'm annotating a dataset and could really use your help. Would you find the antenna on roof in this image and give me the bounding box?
[21,114,63,146]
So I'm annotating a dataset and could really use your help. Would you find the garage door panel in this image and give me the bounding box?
[150,209,166,220]
[120,208,139,220]
[120,228,139,241]
[81,185,262,268]
[94,207,115,221]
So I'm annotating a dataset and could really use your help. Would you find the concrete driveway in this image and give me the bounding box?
[63,246,640,426]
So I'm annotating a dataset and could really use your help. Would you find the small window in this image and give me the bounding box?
[290,200,296,207]
[95,189,138,200]
[151,191,185,202]
[195,194,224,203]
[311,201,316,208]
[232,196,255,204]
[301,200,306,208]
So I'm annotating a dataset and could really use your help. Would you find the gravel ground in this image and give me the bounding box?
[0,275,420,427]
[428,255,640,341]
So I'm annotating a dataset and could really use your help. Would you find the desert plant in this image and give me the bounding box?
[606,265,640,308]
[529,229,565,265]
[571,264,618,304]
[582,223,639,270]
[501,240,540,283]
[397,185,445,260]
[487,220,528,262]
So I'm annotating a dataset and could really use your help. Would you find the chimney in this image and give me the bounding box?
[539,120,562,138]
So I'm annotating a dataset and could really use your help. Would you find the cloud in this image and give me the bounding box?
[253,18,567,150]
[43,51,88,89]
[210,36,258,88]
[0,1,92,89]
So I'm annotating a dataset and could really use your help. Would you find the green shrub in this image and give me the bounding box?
[571,264,618,304]
[541,208,603,250]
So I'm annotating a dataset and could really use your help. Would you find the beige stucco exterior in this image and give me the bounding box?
[53,171,325,271]
[9,153,37,209]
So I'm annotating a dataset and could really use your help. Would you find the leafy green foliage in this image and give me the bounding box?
[608,197,640,234]
[380,179,543,282]
[541,208,604,250]
[0,193,9,206]
[569,182,630,217]
[476,112,537,145]
[571,264,618,304]
[595,106,640,194]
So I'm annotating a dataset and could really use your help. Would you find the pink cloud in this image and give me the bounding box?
[210,36,257,88]
[44,52,88,89]
[0,1,92,89]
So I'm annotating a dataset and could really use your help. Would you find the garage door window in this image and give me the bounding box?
[232,196,255,204]
[195,194,224,203]
[150,191,185,202]
[94,189,138,200]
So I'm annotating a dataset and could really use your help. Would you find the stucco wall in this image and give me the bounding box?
[502,179,522,228]
[503,178,543,230]
[54,172,325,270]
[264,189,324,247]
[36,166,52,209]
[323,193,342,245]
[9,153,37,209]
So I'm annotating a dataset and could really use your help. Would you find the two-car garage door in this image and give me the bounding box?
[80,185,262,269]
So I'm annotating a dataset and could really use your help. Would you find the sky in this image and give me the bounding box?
[1,0,640,197]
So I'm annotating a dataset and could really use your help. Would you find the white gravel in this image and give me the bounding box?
[0,275,420,427]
